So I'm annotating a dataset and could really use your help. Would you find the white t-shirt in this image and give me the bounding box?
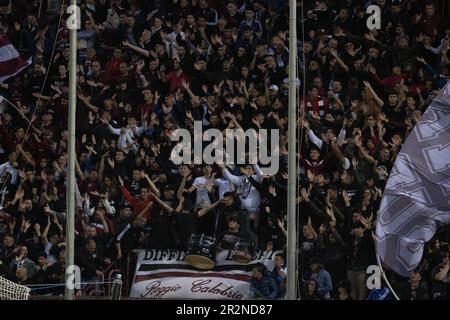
[222,165,262,212]
[193,176,212,208]
[215,178,232,199]
[44,242,57,265]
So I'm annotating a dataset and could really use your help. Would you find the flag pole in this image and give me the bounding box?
[286,0,298,300]
[65,0,77,300]
[376,254,400,300]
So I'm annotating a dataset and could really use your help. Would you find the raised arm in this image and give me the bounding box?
[136,201,153,220]
[329,49,349,73]
[51,213,64,237]
[78,94,100,113]
[434,262,450,281]
[98,155,106,182]
[363,81,384,108]
[83,193,93,217]
[252,163,263,182]
[16,145,36,166]
[151,193,174,213]
[220,165,243,186]
[118,176,136,205]
[122,40,150,57]
[303,118,323,149]
[355,135,376,165]
[41,215,51,245]
[197,200,221,218]
[277,218,288,238]
[99,117,121,135]
[142,171,161,198]
[331,138,350,169]
[337,120,347,145]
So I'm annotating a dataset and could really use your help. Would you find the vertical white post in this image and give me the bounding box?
[286,0,298,300]
[65,0,77,301]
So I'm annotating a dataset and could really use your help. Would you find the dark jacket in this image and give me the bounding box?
[399,282,429,300]
[75,250,103,279]
[347,230,376,271]
[250,271,279,299]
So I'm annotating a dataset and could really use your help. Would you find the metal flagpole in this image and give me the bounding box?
[65,0,77,300]
[286,0,298,300]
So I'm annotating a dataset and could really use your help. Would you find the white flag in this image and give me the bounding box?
[0,34,31,82]
[376,81,450,277]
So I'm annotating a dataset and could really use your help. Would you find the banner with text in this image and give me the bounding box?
[130,249,280,299]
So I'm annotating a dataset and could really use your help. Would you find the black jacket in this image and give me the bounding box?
[347,230,376,271]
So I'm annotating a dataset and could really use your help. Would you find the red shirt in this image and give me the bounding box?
[373,73,408,88]
[418,14,443,36]
[305,96,329,117]
[120,186,154,221]
[299,153,333,176]
[165,71,190,93]
[139,102,154,123]
[104,58,122,85]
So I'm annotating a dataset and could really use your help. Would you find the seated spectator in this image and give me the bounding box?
[249,263,279,300]
[302,279,321,300]
[218,215,247,250]
[335,280,353,300]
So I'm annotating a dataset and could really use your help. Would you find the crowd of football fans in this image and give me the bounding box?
[0,0,449,300]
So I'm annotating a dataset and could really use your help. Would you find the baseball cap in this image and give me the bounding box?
[269,84,279,91]
[121,202,132,210]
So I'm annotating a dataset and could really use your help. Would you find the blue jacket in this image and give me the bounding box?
[367,287,393,300]
[311,269,333,299]
[250,272,279,300]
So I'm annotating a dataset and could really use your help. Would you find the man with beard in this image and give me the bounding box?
[163,58,191,93]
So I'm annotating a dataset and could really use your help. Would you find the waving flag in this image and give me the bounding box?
[376,81,450,277]
[0,34,31,82]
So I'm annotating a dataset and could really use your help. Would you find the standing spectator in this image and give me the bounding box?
[272,252,287,298]
[220,163,262,243]
[346,222,375,300]
[399,269,429,300]
[309,256,333,299]
[9,244,35,279]
[431,251,450,300]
